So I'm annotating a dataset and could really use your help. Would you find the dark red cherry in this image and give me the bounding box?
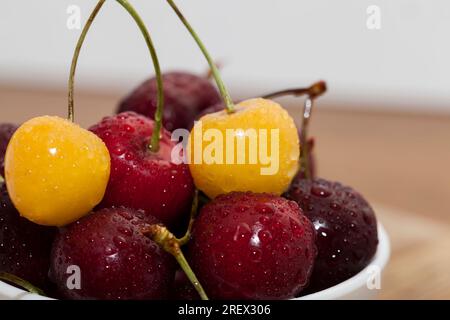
[0,183,55,290]
[117,72,221,132]
[50,207,175,300]
[284,178,378,292]
[188,192,317,300]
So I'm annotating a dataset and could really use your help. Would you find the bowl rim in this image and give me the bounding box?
[0,223,390,300]
[295,222,390,300]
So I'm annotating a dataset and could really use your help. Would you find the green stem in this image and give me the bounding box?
[0,272,46,296]
[68,0,106,123]
[116,0,164,153]
[142,224,209,300]
[178,189,198,246]
[174,248,208,300]
[166,0,234,113]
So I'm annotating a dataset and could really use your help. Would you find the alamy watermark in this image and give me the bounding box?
[366,265,382,290]
[66,265,81,290]
[171,121,281,176]
[67,5,81,30]
[366,5,381,30]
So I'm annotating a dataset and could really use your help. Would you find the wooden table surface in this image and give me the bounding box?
[1,85,449,299]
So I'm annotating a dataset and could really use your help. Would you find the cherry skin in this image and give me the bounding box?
[117,71,221,132]
[5,116,111,227]
[284,178,378,292]
[0,183,55,289]
[50,207,175,300]
[194,105,317,179]
[188,192,317,300]
[193,102,227,125]
[189,99,300,199]
[0,123,18,178]
[90,112,195,228]
[170,269,200,300]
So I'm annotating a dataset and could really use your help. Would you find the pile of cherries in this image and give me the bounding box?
[0,0,378,300]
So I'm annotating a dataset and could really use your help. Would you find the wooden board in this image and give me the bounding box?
[375,205,450,299]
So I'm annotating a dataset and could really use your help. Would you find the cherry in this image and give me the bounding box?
[187,192,317,300]
[193,102,227,126]
[118,71,221,132]
[4,1,112,227]
[284,91,378,292]
[0,123,17,178]
[0,183,55,290]
[6,116,110,227]
[285,179,378,292]
[84,1,194,227]
[49,207,176,300]
[193,83,325,179]
[90,112,194,227]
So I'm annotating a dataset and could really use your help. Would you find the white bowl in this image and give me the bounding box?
[0,224,389,300]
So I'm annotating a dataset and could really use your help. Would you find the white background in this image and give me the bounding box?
[0,0,449,112]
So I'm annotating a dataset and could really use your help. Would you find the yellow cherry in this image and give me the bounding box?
[188,98,300,199]
[166,1,299,198]
[5,116,110,226]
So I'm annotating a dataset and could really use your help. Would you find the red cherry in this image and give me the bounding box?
[50,207,176,300]
[90,112,195,227]
[117,72,221,131]
[188,192,317,300]
[285,178,378,292]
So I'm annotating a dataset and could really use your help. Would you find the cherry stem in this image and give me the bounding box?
[178,189,199,246]
[67,0,106,123]
[205,61,222,80]
[262,81,327,100]
[262,81,327,181]
[141,224,209,300]
[0,175,4,185]
[166,0,234,113]
[300,98,313,180]
[0,272,46,296]
[116,0,164,153]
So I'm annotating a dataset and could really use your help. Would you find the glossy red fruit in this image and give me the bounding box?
[50,207,175,300]
[0,123,18,177]
[90,112,195,227]
[0,183,55,289]
[284,178,378,292]
[188,192,317,300]
[117,72,221,131]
